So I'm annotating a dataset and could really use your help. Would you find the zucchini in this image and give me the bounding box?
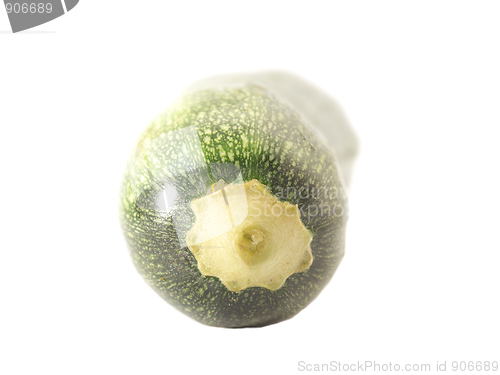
[119,72,357,327]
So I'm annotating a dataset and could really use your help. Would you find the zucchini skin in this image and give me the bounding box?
[119,76,350,327]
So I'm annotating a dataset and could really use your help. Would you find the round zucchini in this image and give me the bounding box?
[119,72,357,327]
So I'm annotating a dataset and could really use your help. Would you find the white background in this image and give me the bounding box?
[1,1,499,374]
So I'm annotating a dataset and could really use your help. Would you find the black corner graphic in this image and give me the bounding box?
[3,0,79,33]
[64,0,78,12]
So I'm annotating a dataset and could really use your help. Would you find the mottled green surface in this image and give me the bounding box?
[119,82,348,327]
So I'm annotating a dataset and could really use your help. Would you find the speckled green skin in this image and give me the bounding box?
[119,82,348,328]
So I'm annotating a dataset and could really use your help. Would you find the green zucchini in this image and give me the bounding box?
[119,72,357,327]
